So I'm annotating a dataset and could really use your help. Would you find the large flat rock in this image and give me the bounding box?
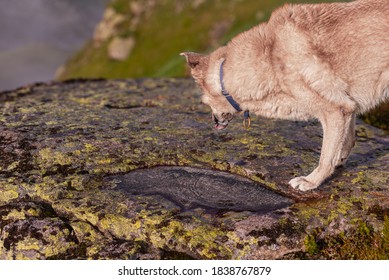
[0,78,388,259]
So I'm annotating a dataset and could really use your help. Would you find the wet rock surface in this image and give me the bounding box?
[0,78,388,259]
[114,166,292,212]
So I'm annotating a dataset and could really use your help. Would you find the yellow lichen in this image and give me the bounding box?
[38,147,73,167]
[0,189,19,204]
[84,143,96,153]
[4,209,26,220]
[99,214,137,239]
[15,238,41,252]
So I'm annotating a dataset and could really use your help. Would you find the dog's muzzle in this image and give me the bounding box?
[212,111,251,130]
[212,112,233,130]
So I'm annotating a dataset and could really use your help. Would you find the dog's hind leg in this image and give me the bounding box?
[289,109,353,191]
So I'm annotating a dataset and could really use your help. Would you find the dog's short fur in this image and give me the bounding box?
[182,0,389,191]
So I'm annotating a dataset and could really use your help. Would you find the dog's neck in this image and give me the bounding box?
[219,59,243,112]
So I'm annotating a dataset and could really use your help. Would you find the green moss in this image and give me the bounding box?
[305,220,389,259]
[351,171,372,185]
[296,205,321,221]
[304,234,318,255]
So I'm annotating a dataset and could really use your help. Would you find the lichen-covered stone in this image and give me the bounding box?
[0,78,388,259]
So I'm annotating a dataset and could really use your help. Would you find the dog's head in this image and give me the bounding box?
[181,50,238,130]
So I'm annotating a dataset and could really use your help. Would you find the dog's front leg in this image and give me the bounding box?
[336,113,356,167]
[289,109,353,191]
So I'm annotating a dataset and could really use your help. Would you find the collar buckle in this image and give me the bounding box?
[243,110,251,129]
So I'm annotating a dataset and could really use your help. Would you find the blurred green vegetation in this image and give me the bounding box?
[58,0,387,131]
[361,102,389,132]
[58,0,344,79]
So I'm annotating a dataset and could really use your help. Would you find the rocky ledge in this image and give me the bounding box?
[0,78,388,259]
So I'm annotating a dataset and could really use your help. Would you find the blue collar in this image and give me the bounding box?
[219,60,251,128]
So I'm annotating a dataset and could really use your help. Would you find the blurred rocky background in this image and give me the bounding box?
[0,0,108,91]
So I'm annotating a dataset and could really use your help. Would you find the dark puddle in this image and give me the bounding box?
[113,166,293,213]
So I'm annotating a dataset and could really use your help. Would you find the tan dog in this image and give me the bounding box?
[181,0,389,191]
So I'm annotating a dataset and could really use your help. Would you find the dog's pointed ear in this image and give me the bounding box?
[180,52,204,69]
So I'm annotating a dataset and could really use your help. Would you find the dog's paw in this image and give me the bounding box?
[289,176,318,191]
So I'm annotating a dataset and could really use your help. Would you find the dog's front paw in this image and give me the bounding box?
[289,176,318,191]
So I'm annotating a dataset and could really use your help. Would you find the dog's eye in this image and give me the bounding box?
[221,113,233,120]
